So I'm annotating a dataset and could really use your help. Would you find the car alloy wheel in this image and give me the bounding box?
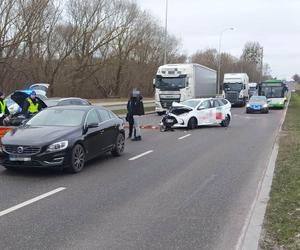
[69,144,85,173]
[221,115,230,127]
[112,133,125,156]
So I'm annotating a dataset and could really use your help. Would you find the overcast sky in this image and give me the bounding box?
[135,0,299,79]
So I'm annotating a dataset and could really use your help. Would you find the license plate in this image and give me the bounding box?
[166,119,173,123]
[9,156,31,162]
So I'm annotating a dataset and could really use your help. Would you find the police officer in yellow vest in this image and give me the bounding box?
[0,91,10,125]
[23,90,42,118]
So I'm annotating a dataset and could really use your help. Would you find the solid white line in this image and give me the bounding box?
[129,150,153,161]
[178,134,191,140]
[0,187,66,217]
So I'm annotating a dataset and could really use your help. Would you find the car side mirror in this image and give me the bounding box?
[153,79,156,88]
[197,107,205,110]
[87,122,99,129]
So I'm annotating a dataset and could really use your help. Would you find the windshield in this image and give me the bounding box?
[180,100,200,108]
[261,86,285,98]
[27,109,85,127]
[155,76,187,90]
[250,96,267,102]
[224,83,242,92]
[249,87,256,91]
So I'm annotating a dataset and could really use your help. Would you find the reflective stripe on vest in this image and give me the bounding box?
[26,98,39,113]
[0,100,6,114]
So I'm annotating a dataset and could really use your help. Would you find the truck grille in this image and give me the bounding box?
[3,145,41,156]
[160,98,181,109]
[225,92,239,103]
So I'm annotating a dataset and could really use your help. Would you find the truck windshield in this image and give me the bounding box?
[224,83,242,92]
[261,86,285,98]
[155,77,187,90]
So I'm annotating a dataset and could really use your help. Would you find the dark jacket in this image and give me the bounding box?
[0,98,10,116]
[23,97,42,118]
[127,97,144,116]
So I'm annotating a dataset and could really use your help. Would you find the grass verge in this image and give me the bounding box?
[260,92,300,249]
[112,106,155,116]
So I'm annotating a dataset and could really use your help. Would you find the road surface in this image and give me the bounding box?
[0,107,284,250]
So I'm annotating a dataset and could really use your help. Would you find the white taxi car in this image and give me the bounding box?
[161,98,232,129]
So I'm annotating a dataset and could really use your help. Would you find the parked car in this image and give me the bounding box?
[0,106,125,173]
[246,96,269,114]
[44,97,91,107]
[160,98,232,130]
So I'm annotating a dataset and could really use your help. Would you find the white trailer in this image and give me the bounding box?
[153,64,217,115]
[222,73,249,106]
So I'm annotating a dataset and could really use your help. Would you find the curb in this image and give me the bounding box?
[236,97,290,250]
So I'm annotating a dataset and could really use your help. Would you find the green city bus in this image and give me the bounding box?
[258,80,288,109]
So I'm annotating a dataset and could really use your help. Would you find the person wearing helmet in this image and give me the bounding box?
[23,90,42,118]
[0,91,10,125]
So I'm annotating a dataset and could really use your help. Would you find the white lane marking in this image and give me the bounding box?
[0,187,66,217]
[178,134,191,140]
[129,150,153,161]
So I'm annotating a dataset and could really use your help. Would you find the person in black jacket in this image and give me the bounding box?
[126,94,135,139]
[127,91,144,141]
[0,92,10,126]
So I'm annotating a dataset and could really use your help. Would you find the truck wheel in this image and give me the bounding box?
[221,115,230,127]
[188,117,197,130]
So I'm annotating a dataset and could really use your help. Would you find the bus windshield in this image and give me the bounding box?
[261,86,285,98]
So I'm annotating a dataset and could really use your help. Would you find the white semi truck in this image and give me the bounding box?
[153,64,217,115]
[222,73,249,106]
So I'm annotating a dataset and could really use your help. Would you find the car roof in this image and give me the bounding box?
[46,105,108,111]
[46,97,87,101]
[184,98,220,102]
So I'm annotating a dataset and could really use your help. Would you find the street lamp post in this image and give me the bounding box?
[217,27,234,95]
[164,0,168,65]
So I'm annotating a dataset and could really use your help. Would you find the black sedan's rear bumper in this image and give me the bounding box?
[0,149,72,169]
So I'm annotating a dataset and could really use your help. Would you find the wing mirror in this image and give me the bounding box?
[87,122,99,129]
[153,79,156,88]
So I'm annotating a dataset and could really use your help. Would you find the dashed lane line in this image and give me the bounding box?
[0,187,66,217]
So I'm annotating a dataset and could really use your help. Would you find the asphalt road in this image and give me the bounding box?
[0,107,284,250]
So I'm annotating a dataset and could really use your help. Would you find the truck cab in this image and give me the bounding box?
[222,73,249,106]
[248,82,258,97]
[154,64,216,115]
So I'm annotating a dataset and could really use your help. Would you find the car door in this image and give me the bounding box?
[212,99,224,124]
[196,100,213,125]
[97,109,117,151]
[83,109,103,159]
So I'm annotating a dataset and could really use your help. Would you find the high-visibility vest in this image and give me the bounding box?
[0,100,6,114]
[26,98,39,114]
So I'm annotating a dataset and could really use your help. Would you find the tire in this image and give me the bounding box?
[221,115,230,127]
[111,133,125,156]
[187,117,197,130]
[68,144,85,173]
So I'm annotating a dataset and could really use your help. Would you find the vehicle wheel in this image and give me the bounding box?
[188,117,197,130]
[68,144,85,173]
[111,133,125,157]
[221,115,230,127]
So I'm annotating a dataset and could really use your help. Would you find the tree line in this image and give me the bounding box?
[1,0,272,98]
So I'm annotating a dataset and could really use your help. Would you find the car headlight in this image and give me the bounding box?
[263,104,268,108]
[246,104,250,107]
[47,141,68,152]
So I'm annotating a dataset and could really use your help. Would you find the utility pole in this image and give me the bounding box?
[260,47,264,82]
[163,0,168,65]
[217,27,234,95]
